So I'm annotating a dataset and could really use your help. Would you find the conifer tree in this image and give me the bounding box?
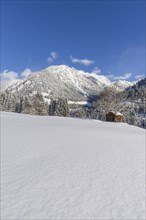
[32,93,48,115]
[49,98,69,117]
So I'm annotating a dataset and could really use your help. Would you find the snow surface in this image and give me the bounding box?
[68,100,92,107]
[1,112,145,219]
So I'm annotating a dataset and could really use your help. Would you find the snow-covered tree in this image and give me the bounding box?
[93,86,127,114]
[21,97,35,115]
[32,93,48,115]
[0,92,18,112]
[49,98,69,117]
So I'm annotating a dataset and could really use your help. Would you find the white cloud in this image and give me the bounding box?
[92,67,101,74]
[106,74,114,79]
[107,73,132,81]
[134,74,144,80]
[21,68,32,78]
[47,57,53,63]
[50,51,57,59]
[47,51,58,63]
[70,55,94,66]
[0,70,19,91]
[0,70,18,81]
[0,68,33,91]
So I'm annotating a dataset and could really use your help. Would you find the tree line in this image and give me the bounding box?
[0,92,69,117]
[0,82,145,128]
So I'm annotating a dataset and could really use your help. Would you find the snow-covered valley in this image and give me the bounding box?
[1,112,145,219]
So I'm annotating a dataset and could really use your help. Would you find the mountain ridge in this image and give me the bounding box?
[3,65,134,101]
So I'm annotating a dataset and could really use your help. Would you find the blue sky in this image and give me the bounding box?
[1,0,145,82]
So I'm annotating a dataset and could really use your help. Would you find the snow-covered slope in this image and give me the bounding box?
[5,65,112,101]
[1,112,145,219]
[113,80,135,91]
[0,78,22,92]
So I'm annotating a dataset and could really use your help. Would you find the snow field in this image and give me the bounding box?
[1,112,145,219]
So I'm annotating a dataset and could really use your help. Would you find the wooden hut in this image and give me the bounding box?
[115,112,123,122]
[105,111,115,122]
[106,111,123,122]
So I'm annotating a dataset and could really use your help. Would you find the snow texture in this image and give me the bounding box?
[68,100,92,107]
[1,112,145,219]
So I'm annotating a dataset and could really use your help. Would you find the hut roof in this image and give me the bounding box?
[106,111,123,116]
[105,111,115,115]
[115,112,123,116]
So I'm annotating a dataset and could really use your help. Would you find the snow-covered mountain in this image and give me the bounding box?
[0,78,22,92]
[5,65,112,101]
[113,80,135,91]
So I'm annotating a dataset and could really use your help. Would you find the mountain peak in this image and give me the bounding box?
[4,65,112,101]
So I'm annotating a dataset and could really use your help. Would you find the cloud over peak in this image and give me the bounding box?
[70,55,94,66]
[0,70,18,81]
[92,67,101,74]
[0,68,33,91]
[21,68,32,79]
[47,51,58,63]
[107,72,132,81]
[134,74,144,80]
[0,70,19,91]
